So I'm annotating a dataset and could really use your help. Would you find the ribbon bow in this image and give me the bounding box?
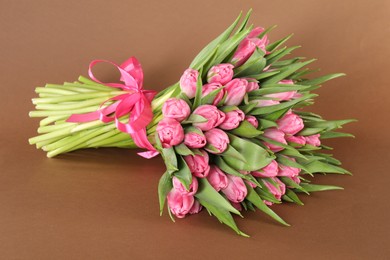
[67,57,159,158]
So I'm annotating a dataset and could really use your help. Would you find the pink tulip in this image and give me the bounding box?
[231,202,242,211]
[192,105,226,131]
[162,98,191,122]
[245,180,257,188]
[245,78,260,92]
[285,135,306,147]
[278,157,301,177]
[167,189,194,218]
[231,27,269,66]
[265,79,296,101]
[219,109,245,130]
[207,63,234,85]
[277,111,304,135]
[263,177,286,205]
[189,200,203,214]
[252,160,279,177]
[224,79,248,106]
[201,82,225,106]
[305,134,321,147]
[179,68,199,98]
[172,176,198,196]
[263,128,287,152]
[255,99,280,107]
[156,118,184,148]
[207,165,228,191]
[245,115,259,128]
[184,150,210,178]
[204,128,229,154]
[184,128,207,149]
[222,175,248,203]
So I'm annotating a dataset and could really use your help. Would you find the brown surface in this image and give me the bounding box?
[0,0,389,259]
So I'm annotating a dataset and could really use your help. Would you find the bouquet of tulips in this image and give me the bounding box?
[29,10,354,236]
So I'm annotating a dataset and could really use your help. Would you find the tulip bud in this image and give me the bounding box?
[222,175,247,203]
[278,157,301,177]
[162,98,191,122]
[263,177,286,205]
[204,128,229,154]
[184,127,207,149]
[172,176,198,196]
[189,200,203,214]
[184,150,210,178]
[167,189,194,218]
[224,79,248,106]
[179,68,199,98]
[285,135,306,147]
[305,134,321,147]
[219,109,245,130]
[207,165,228,191]
[245,115,259,128]
[201,82,225,106]
[252,160,279,177]
[265,80,296,101]
[207,63,234,85]
[245,78,260,92]
[263,128,287,152]
[277,111,304,135]
[255,99,280,107]
[192,105,226,131]
[156,118,184,148]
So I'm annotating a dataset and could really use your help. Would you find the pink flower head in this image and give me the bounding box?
[162,98,191,122]
[245,115,259,128]
[201,82,225,106]
[222,175,248,203]
[192,105,226,131]
[224,78,248,106]
[263,128,287,152]
[277,111,304,135]
[246,78,260,92]
[252,160,279,177]
[184,127,207,149]
[167,189,194,218]
[207,165,228,191]
[207,63,234,85]
[285,135,306,147]
[156,118,184,148]
[263,177,286,205]
[219,109,245,130]
[278,157,301,177]
[305,134,321,147]
[172,176,198,196]
[179,68,199,98]
[189,200,203,214]
[231,27,269,66]
[265,79,296,101]
[184,150,210,178]
[204,128,229,154]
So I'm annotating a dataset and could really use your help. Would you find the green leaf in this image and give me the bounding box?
[189,12,242,69]
[271,57,305,67]
[266,33,294,52]
[259,119,278,129]
[297,160,351,175]
[304,119,357,132]
[198,199,249,237]
[245,184,290,226]
[266,46,301,65]
[158,171,173,215]
[248,84,311,95]
[276,154,312,175]
[284,189,304,205]
[173,155,192,190]
[234,48,266,77]
[195,178,241,215]
[229,120,263,138]
[251,94,317,115]
[279,177,309,194]
[174,143,194,156]
[161,147,178,174]
[182,114,207,124]
[255,186,281,204]
[224,134,274,171]
[297,127,325,136]
[262,59,316,85]
[200,85,225,105]
[192,68,204,109]
[248,70,280,81]
[299,183,344,192]
[239,102,258,114]
[320,131,355,139]
[220,144,247,162]
[300,73,346,86]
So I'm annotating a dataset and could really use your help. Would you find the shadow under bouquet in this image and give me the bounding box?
[29,10,355,236]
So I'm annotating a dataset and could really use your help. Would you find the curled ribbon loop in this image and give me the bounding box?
[66,57,159,158]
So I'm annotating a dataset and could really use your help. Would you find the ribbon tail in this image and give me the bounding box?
[137,150,159,159]
[66,111,101,123]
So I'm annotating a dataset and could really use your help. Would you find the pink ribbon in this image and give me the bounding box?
[66,57,159,158]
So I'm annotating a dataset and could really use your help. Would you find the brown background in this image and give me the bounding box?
[0,0,389,259]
